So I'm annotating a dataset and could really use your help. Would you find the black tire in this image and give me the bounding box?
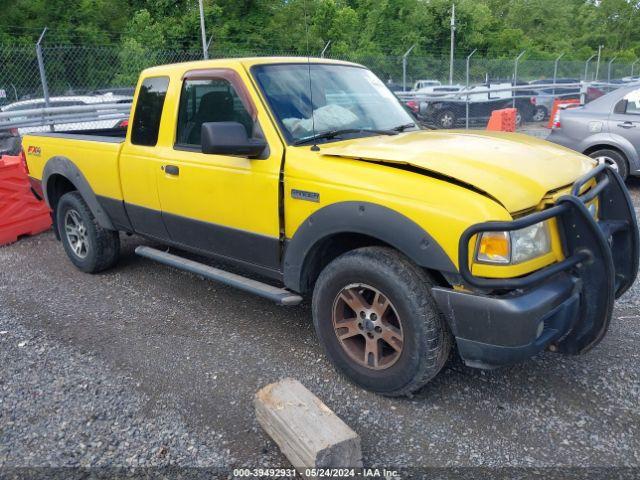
[532,106,547,122]
[436,109,456,129]
[312,247,452,396]
[514,108,528,127]
[56,191,120,273]
[587,148,629,180]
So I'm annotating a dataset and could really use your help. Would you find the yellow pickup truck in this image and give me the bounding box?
[23,57,638,396]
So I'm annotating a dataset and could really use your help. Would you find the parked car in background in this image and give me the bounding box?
[547,84,640,179]
[0,93,132,134]
[418,83,537,128]
[530,90,581,122]
[413,79,441,91]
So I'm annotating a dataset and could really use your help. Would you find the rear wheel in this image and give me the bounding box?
[588,148,629,180]
[56,191,120,273]
[532,106,547,122]
[312,247,452,396]
[436,110,456,129]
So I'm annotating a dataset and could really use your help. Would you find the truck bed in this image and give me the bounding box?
[23,128,127,202]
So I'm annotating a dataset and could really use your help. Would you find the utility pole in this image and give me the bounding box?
[449,3,455,85]
[198,0,208,59]
[595,44,603,81]
[402,44,416,92]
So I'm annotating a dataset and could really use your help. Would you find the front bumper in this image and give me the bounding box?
[433,163,639,369]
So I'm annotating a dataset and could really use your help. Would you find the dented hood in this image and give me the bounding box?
[320,130,596,212]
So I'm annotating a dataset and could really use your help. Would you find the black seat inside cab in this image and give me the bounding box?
[188,91,234,145]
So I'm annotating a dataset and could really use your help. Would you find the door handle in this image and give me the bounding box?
[617,122,636,129]
[163,165,180,176]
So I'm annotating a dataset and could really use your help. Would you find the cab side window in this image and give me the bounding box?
[175,78,254,148]
[131,76,169,146]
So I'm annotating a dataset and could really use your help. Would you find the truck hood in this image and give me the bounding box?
[320,130,596,213]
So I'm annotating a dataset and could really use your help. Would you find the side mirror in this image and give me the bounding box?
[201,121,267,158]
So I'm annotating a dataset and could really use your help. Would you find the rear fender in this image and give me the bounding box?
[42,156,116,231]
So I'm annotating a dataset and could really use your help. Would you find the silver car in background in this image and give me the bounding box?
[548,84,640,179]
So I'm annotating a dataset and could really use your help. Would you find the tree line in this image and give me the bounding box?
[2,0,639,61]
[1,0,639,97]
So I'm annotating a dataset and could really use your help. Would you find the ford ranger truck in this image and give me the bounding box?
[23,58,639,396]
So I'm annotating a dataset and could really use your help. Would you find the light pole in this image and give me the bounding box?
[552,52,564,96]
[402,44,416,92]
[513,50,526,108]
[198,0,208,59]
[465,49,477,130]
[449,3,455,85]
[584,53,596,81]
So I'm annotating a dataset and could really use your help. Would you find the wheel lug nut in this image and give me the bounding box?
[375,326,382,333]
[360,311,366,319]
[371,313,377,321]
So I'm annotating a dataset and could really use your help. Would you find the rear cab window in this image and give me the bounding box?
[131,76,170,146]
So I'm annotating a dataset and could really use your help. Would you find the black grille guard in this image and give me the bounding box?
[458,163,639,354]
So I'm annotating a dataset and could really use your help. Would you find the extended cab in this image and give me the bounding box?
[23,58,639,396]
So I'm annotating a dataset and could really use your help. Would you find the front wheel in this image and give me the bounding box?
[56,191,120,273]
[312,247,452,396]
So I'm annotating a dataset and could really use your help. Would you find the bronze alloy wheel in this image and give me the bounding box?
[332,283,404,370]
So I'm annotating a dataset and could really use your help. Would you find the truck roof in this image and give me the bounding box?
[140,56,362,77]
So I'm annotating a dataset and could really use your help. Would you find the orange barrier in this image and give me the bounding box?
[486,108,516,132]
[547,99,580,129]
[0,152,52,246]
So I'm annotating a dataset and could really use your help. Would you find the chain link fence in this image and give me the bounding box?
[1,42,638,133]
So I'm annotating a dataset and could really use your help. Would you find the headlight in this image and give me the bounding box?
[476,221,551,265]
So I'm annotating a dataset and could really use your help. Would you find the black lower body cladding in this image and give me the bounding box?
[432,274,581,368]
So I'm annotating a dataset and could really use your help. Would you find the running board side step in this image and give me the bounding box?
[135,246,303,306]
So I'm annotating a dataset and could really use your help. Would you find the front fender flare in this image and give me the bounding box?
[283,201,457,292]
[42,156,115,231]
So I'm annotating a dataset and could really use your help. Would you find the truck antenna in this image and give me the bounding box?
[302,0,319,151]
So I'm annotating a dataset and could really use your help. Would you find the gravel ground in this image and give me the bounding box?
[0,179,638,475]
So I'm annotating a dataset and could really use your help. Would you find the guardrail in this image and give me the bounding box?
[0,103,131,131]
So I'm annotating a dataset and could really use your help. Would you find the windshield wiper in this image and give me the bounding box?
[293,128,397,146]
[391,122,418,132]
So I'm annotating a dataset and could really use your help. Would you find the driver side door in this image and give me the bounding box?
[155,69,283,274]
